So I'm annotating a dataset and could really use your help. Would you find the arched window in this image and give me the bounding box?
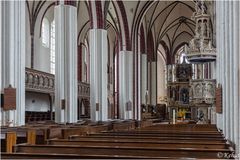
[175,45,189,64]
[50,20,55,74]
[42,18,50,48]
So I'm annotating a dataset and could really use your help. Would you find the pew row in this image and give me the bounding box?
[12,143,233,159]
[47,138,229,149]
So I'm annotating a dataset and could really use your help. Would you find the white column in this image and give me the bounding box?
[228,1,234,142]
[147,62,151,104]
[81,46,86,82]
[140,54,147,120]
[211,62,216,79]
[202,64,205,79]
[0,1,26,126]
[55,4,78,123]
[0,0,2,125]
[225,1,230,140]
[141,54,147,105]
[89,29,108,121]
[233,1,240,155]
[195,64,198,79]
[216,0,224,130]
[119,51,133,120]
[216,1,240,154]
[151,62,157,106]
[221,0,227,138]
[220,0,225,132]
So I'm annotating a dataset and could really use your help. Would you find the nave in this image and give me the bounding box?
[0,0,240,159]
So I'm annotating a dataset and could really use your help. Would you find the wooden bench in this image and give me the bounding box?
[47,138,229,149]
[135,120,153,128]
[68,135,227,143]
[12,143,233,159]
[1,128,46,153]
[2,123,234,159]
[88,132,223,138]
[100,130,222,135]
[0,152,193,159]
[138,124,219,131]
[111,120,136,131]
[61,124,110,139]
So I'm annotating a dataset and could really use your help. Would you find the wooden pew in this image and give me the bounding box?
[1,128,48,151]
[88,132,223,138]
[100,130,222,135]
[135,120,153,128]
[1,152,188,159]
[47,138,229,149]
[68,135,227,143]
[2,123,233,159]
[0,124,68,152]
[111,120,136,131]
[12,143,233,159]
[61,124,110,139]
[138,124,219,131]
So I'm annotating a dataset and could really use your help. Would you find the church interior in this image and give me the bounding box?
[0,0,240,159]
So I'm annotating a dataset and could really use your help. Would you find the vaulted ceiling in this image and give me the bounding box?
[26,1,214,64]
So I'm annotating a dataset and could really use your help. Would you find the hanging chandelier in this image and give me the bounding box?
[186,0,216,63]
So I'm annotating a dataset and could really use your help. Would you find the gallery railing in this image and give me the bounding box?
[25,68,90,98]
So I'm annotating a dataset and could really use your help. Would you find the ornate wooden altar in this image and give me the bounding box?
[167,60,194,122]
[167,61,216,123]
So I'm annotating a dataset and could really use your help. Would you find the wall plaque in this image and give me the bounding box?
[61,99,66,110]
[216,84,222,113]
[3,86,16,111]
[126,101,132,111]
[1,93,4,108]
[96,103,99,111]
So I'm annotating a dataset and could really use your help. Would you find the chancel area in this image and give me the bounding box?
[0,0,240,159]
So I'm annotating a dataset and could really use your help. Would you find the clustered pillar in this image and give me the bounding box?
[141,53,147,119]
[216,1,240,155]
[119,51,133,119]
[0,1,26,126]
[54,2,78,123]
[89,29,108,121]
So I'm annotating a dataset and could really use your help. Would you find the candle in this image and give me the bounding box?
[173,109,176,124]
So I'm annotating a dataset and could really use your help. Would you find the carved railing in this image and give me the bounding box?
[25,68,54,93]
[25,68,90,98]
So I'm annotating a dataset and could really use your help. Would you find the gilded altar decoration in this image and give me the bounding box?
[186,0,216,63]
[167,58,192,107]
[176,58,192,82]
